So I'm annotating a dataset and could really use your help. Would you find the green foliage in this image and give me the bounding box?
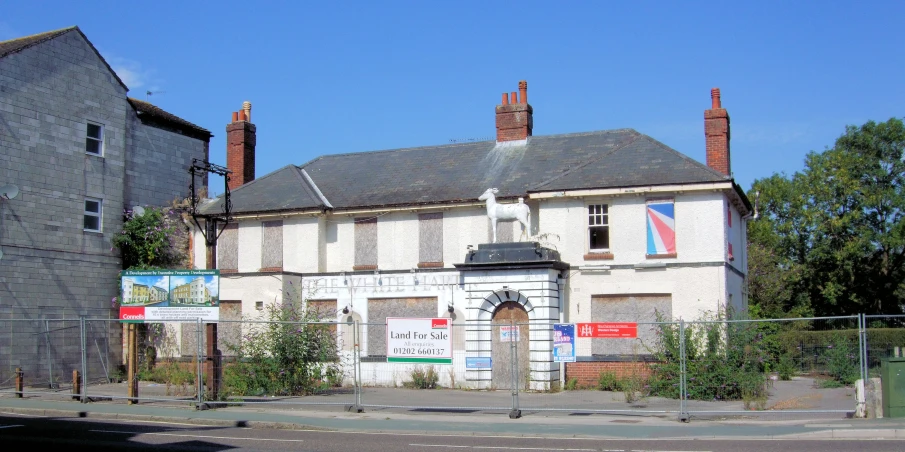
[222,297,344,398]
[112,206,188,269]
[646,311,768,402]
[406,365,439,389]
[776,354,796,381]
[748,118,905,317]
[821,335,860,385]
[137,361,195,396]
[597,371,620,391]
[564,377,579,391]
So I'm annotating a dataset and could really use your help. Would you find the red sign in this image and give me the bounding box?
[431,318,449,329]
[120,306,146,321]
[576,322,637,338]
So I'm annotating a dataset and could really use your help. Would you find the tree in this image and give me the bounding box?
[748,118,905,317]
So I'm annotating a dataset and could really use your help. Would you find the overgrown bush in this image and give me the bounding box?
[564,377,579,391]
[406,365,439,389]
[821,334,860,385]
[597,372,621,391]
[222,297,344,398]
[646,311,768,402]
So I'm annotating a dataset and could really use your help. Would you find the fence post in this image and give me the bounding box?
[127,323,138,404]
[509,320,521,419]
[352,320,363,413]
[15,367,23,397]
[72,370,81,401]
[856,313,867,418]
[196,318,204,409]
[678,319,689,422]
[80,316,88,403]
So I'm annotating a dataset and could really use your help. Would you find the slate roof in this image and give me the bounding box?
[201,128,735,216]
[0,26,129,91]
[128,98,212,141]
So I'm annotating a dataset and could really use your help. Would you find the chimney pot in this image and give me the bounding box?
[242,101,252,122]
[495,81,533,143]
[705,88,730,176]
[227,101,257,190]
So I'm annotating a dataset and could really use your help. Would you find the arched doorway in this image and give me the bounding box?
[491,300,530,390]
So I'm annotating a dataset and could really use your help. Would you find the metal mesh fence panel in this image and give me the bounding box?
[356,321,516,412]
[214,319,355,408]
[683,316,861,420]
[864,315,905,377]
[78,320,204,405]
[518,320,682,416]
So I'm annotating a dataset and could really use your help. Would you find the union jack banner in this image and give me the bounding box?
[646,200,676,255]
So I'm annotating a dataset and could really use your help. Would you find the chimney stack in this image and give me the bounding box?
[495,80,533,143]
[226,101,256,190]
[704,88,730,176]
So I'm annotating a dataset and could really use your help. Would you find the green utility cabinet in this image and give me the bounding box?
[880,357,905,418]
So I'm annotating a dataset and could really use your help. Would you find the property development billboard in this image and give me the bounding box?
[119,269,220,322]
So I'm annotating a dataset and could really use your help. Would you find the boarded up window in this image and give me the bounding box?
[307,300,337,321]
[590,294,672,357]
[419,213,442,264]
[262,220,283,269]
[217,223,238,270]
[354,217,377,268]
[367,297,436,356]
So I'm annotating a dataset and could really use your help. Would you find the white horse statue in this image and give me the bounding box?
[478,188,530,243]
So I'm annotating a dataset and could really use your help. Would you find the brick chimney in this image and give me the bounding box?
[226,101,256,191]
[704,88,730,176]
[495,80,533,143]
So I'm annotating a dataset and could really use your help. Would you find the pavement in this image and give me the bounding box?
[2,391,905,440]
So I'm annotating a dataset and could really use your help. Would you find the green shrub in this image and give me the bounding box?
[597,371,620,391]
[646,311,768,402]
[222,298,344,399]
[776,354,796,380]
[564,377,579,391]
[821,335,860,385]
[406,365,439,389]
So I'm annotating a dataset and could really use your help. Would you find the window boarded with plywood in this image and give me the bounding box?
[261,220,283,270]
[418,213,442,265]
[217,223,238,271]
[590,294,672,357]
[354,217,377,269]
[366,297,436,356]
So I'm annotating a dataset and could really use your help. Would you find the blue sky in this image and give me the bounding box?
[3,1,903,194]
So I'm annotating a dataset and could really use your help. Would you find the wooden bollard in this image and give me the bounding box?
[72,370,81,401]
[15,367,23,398]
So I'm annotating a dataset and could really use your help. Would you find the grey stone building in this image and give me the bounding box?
[0,26,211,386]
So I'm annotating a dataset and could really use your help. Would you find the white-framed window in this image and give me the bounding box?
[84,198,102,232]
[588,204,609,251]
[85,122,104,155]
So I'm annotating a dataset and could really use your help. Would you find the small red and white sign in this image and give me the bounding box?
[431,318,449,329]
[119,306,146,321]
[576,322,638,338]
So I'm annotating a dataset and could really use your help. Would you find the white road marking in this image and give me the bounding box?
[89,429,305,442]
[0,424,24,429]
[409,446,599,451]
[0,411,45,417]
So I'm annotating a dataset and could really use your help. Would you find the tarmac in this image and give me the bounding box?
[2,388,905,440]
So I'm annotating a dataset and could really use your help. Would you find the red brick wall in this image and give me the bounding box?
[704,88,730,176]
[226,121,256,190]
[565,361,653,388]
